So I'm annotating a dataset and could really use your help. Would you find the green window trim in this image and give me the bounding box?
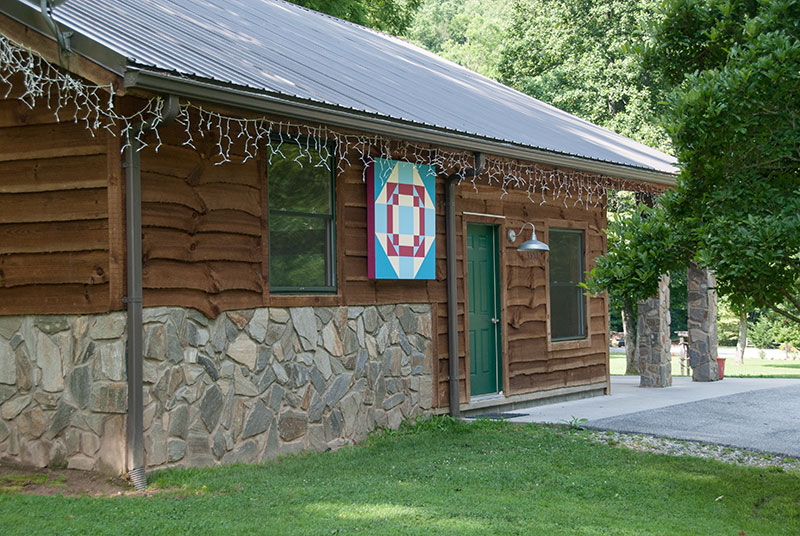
[267,140,337,294]
[549,227,586,341]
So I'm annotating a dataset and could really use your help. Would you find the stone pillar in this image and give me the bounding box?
[687,263,719,381]
[637,274,672,387]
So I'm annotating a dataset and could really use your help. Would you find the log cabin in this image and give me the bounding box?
[0,0,675,484]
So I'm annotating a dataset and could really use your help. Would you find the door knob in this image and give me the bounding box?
[491,317,500,324]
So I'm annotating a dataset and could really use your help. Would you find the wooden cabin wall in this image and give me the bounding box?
[0,72,122,314]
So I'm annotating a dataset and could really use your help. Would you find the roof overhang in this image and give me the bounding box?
[3,0,676,186]
[126,68,677,186]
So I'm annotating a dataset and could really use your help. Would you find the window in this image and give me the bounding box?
[548,227,586,340]
[268,143,336,292]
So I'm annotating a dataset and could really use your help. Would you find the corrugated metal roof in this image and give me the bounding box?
[16,0,677,175]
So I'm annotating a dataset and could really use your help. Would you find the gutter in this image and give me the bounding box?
[124,69,677,186]
[446,153,485,417]
[124,95,180,491]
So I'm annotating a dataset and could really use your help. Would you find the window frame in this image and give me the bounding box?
[266,139,337,294]
[545,220,591,351]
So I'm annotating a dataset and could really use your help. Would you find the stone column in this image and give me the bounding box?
[637,274,672,387]
[687,263,719,381]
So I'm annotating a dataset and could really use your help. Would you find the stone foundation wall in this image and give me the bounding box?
[1,305,434,473]
[140,304,434,469]
[0,314,128,473]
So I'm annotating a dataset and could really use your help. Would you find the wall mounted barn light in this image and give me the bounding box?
[508,222,549,251]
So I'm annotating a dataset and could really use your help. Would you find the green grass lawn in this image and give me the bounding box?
[610,352,800,378]
[2,419,798,535]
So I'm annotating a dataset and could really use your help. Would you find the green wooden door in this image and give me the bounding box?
[467,223,502,396]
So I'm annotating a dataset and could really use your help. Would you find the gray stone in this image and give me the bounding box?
[224,315,240,341]
[313,350,333,380]
[34,316,69,335]
[233,366,260,397]
[200,385,223,431]
[340,392,360,436]
[68,454,96,471]
[260,422,280,462]
[212,428,226,458]
[89,314,126,340]
[186,309,208,327]
[397,331,412,356]
[272,361,289,384]
[247,309,270,343]
[34,390,60,409]
[10,333,23,350]
[210,317,228,354]
[308,424,328,451]
[185,431,214,467]
[168,404,190,439]
[324,373,352,408]
[166,322,183,363]
[316,307,334,325]
[290,307,318,351]
[376,323,390,354]
[49,401,76,438]
[398,306,418,334]
[363,308,379,333]
[308,391,325,423]
[321,322,343,356]
[17,407,47,439]
[89,383,127,413]
[0,317,22,339]
[187,322,210,347]
[377,305,394,321]
[99,340,125,381]
[0,337,16,385]
[256,346,271,373]
[37,332,64,393]
[168,439,187,462]
[270,308,290,324]
[146,421,168,467]
[343,328,359,356]
[268,384,284,412]
[289,363,309,389]
[383,392,406,410]
[309,366,326,396]
[347,307,364,320]
[242,400,273,439]
[0,419,8,442]
[197,353,220,381]
[280,440,305,456]
[77,340,96,365]
[227,333,258,371]
[324,409,343,441]
[355,349,368,378]
[0,385,15,405]
[279,410,308,441]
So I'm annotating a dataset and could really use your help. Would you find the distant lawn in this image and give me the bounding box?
[2,419,799,535]
[610,352,800,378]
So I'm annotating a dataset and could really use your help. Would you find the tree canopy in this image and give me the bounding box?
[588,0,800,325]
[287,0,422,36]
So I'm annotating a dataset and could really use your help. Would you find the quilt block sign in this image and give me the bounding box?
[367,158,436,280]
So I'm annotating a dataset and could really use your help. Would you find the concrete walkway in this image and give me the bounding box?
[509,376,800,457]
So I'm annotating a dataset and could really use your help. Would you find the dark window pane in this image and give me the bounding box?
[269,214,330,289]
[269,145,332,215]
[549,228,586,340]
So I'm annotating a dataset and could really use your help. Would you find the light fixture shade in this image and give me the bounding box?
[517,237,550,251]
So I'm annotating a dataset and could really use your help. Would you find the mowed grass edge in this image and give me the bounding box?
[1,418,798,535]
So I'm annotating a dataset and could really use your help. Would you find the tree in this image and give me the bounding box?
[287,0,422,36]
[499,0,670,151]
[406,0,513,79]
[588,0,800,341]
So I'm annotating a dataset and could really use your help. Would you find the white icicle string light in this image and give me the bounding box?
[0,35,661,210]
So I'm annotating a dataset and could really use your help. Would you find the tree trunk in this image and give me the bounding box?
[622,297,638,375]
[735,311,747,365]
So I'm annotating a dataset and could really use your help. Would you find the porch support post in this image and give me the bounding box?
[687,262,719,381]
[637,273,672,387]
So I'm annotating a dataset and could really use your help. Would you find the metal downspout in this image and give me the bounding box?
[124,96,179,491]
[38,0,72,58]
[445,153,484,418]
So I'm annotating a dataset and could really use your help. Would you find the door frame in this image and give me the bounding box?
[463,215,508,399]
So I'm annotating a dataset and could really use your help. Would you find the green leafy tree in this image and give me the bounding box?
[406,0,513,79]
[589,0,800,347]
[499,0,670,150]
[288,0,422,36]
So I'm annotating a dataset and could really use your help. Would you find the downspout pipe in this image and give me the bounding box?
[445,152,485,418]
[39,0,73,58]
[124,95,180,491]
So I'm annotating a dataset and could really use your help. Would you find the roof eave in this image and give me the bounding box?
[125,68,677,186]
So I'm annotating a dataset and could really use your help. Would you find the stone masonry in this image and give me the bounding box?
[0,304,434,473]
[687,263,719,381]
[0,313,127,473]
[637,274,672,387]
[140,304,434,469]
